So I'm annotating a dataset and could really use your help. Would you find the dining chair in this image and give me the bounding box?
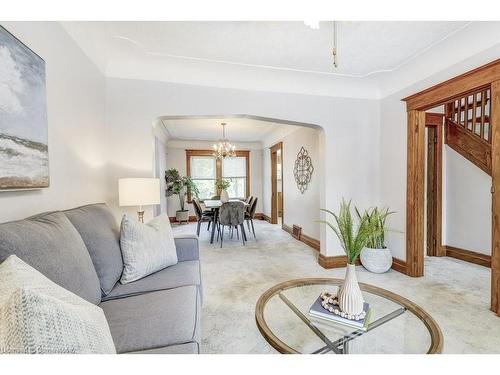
[217,201,246,247]
[244,197,258,239]
[193,198,214,236]
[245,196,254,215]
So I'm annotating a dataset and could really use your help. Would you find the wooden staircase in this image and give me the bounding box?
[445,87,492,175]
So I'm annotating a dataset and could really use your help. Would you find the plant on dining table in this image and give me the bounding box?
[215,178,231,191]
[215,178,231,202]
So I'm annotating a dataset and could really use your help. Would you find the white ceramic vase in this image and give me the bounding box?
[360,247,393,273]
[338,264,364,315]
[220,189,229,203]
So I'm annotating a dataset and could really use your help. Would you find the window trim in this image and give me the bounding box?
[186,149,250,202]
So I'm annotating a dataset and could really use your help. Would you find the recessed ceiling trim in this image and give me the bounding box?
[158,114,321,130]
[114,23,473,78]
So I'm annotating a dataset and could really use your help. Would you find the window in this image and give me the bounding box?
[186,150,250,201]
[189,155,216,200]
[223,156,247,199]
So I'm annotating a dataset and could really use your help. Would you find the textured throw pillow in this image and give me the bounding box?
[0,256,116,354]
[120,214,178,284]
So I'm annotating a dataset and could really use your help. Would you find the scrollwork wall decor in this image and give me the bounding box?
[293,146,314,194]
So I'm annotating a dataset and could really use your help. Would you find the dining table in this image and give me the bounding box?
[203,199,250,244]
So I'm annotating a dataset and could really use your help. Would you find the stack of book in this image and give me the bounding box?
[308,295,372,331]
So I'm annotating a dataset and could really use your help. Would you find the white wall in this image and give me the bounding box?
[164,140,263,217]
[444,147,491,254]
[105,77,380,256]
[262,126,321,239]
[0,22,107,223]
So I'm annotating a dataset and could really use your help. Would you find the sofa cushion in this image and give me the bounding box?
[174,235,199,262]
[102,260,201,301]
[129,342,199,354]
[64,204,123,295]
[0,211,101,304]
[120,214,178,284]
[0,256,115,354]
[100,285,201,353]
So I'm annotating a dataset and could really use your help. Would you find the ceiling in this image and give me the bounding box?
[160,116,299,142]
[61,21,500,99]
[63,21,468,77]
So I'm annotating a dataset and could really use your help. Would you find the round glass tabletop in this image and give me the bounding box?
[255,278,443,354]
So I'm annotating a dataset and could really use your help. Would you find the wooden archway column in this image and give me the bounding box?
[402,59,500,316]
[406,110,426,277]
[491,80,500,315]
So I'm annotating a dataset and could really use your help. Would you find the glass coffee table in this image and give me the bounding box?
[255,278,443,354]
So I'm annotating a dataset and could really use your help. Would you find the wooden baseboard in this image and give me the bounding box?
[261,214,271,222]
[391,257,408,274]
[169,216,197,223]
[301,233,320,251]
[254,213,265,220]
[318,254,361,269]
[444,245,491,268]
[318,254,408,273]
[282,223,320,251]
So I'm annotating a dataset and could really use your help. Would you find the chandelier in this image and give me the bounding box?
[213,122,236,159]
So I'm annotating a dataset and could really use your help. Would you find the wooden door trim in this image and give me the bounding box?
[426,114,444,257]
[490,80,500,315]
[406,110,426,277]
[403,59,500,111]
[403,60,500,316]
[270,142,283,225]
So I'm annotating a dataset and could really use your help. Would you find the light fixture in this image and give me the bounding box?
[118,178,160,223]
[332,21,338,68]
[213,122,236,159]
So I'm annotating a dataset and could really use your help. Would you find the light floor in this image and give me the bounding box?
[172,219,500,354]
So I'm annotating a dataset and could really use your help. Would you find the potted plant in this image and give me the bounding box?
[165,168,199,223]
[215,178,231,203]
[359,207,395,273]
[318,199,381,316]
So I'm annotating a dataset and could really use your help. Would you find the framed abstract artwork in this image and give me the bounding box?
[0,25,49,190]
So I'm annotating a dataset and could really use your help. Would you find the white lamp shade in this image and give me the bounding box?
[118,178,161,207]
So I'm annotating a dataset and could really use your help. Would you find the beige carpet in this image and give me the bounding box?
[172,219,500,354]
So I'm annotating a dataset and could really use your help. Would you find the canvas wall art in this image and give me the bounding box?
[0,25,49,189]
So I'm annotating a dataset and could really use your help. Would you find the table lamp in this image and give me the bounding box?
[119,178,160,222]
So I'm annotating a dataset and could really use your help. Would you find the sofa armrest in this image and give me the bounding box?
[174,235,200,262]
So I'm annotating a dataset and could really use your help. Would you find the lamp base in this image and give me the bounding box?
[137,210,145,223]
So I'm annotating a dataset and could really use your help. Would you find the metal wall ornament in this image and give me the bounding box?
[293,147,314,194]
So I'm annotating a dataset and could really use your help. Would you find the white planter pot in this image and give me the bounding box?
[220,189,229,203]
[176,210,189,223]
[338,264,364,315]
[360,247,393,273]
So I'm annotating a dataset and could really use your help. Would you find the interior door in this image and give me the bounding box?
[270,148,278,224]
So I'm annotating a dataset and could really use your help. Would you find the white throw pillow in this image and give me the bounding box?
[0,255,116,354]
[119,214,178,284]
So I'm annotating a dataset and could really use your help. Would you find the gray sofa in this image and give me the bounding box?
[0,203,202,354]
